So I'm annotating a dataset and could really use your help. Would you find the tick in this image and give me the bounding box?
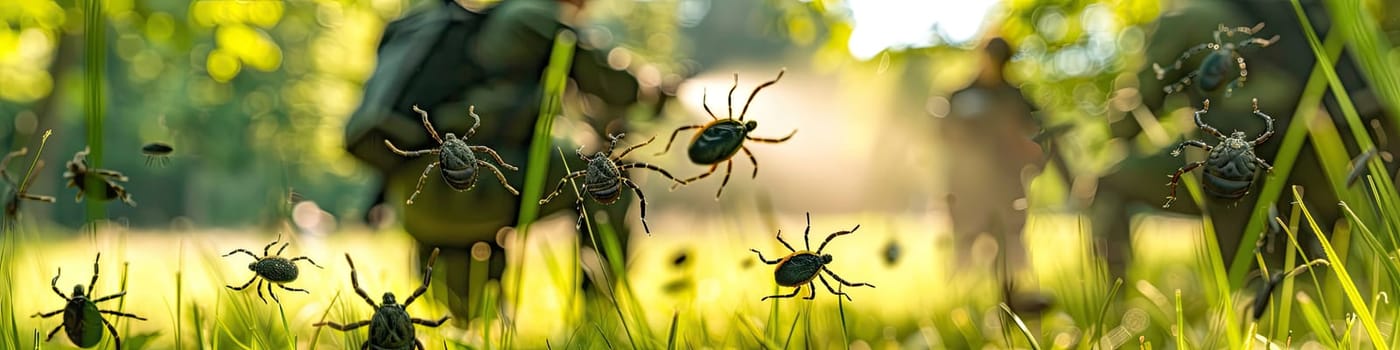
[538,133,687,235]
[1153,23,1280,98]
[63,147,136,206]
[223,234,323,304]
[315,248,449,350]
[1163,99,1275,208]
[32,253,147,349]
[2,147,56,229]
[656,69,796,199]
[749,213,874,301]
[140,142,173,167]
[384,105,519,205]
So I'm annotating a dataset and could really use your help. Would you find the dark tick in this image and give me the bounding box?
[384,105,519,205]
[63,147,136,206]
[1163,99,1275,208]
[222,234,323,304]
[32,253,147,349]
[140,142,174,167]
[656,68,796,199]
[539,133,687,235]
[315,248,449,350]
[1153,23,1280,98]
[749,213,874,301]
[2,146,56,230]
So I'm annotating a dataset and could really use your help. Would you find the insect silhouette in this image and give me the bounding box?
[1152,23,1280,98]
[1251,259,1328,320]
[315,248,449,350]
[3,147,56,229]
[63,147,136,206]
[384,105,519,205]
[1162,99,1275,208]
[140,142,173,167]
[32,253,147,349]
[749,213,874,301]
[539,133,687,235]
[656,69,796,199]
[222,234,322,304]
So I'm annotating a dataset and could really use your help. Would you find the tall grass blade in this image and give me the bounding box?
[82,0,105,227]
[665,311,680,350]
[1086,278,1123,349]
[1292,187,1388,348]
[1175,289,1188,350]
[1296,292,1340,348]
[999,303,1042,350]
[307,290,342,350]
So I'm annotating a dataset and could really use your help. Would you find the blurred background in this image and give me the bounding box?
[4,0,1400,349]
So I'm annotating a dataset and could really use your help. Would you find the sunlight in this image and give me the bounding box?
[846,0,1002,60]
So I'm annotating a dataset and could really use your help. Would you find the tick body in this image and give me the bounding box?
[384,105,519,205]
[2,147,56,229]
[657,69,796,199]
[749,213,874,301]
[1163,99,1275,208]
[32,253,147,349]
[1153,23,1280,98]
[222,234,322,304]
[63,147,136,206]
[140,142,173,167]
[315,248,449,350]
[539,133,687,235]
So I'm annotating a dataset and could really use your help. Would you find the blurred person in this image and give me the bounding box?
[938,37,1047,303]
[343,0,662,320]
[1093,0,1398,276]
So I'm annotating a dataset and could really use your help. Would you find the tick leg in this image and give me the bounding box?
[738,68,786,121]
[1162,161,1207,208]
[49,268,66,299]
[463,105,483,140]
[824,268,875,288]
[228,274,258,291]
[603,133,626,156]
[803,282,817,300]
[761,285,802,301]
[655,125,704,156]
[44,323,62,341]
[615,136,656,159]
[1170,140,1212,157]
[539,171,586,205]
[268,282,283,304]
[673,164,717,191]
[276,242,290,256]
[746,129,797,143]
[101,315,122,350]
[618,162,686,186]
[775,229,796,252]
[620,178,653,236]
[0,148,26,183]
[702,88,718,120]
[345,254,377,308]
[88,253,101,296]
[1236,35,1280,50]
[99,309,147,320]
[803,212,812,250]
[727,73,739,118]
[404,248,441,307]
[416,339,426,350]
[1193,100,1224,138]
[411,316,450,327]
[31,309,63,318]
[91,291,127,303]
[384,140,439,158]
[575,145,589,161]
[263,235,281,256]
[573,197,587,231]
[1255,157,1275,173]
[1151,43,1214,79]
[406,162,439,205]
[20,193,56,203]
[93,169,128,182]
[1251,98,1275,145]
[470,146,518,171]
[816,225,861,254]
[255,279,268,304]
[290,256,323,268]
[749,249,781,264]
[714,160,734,200]
[221,249,258,260]
[412,105,443,144]
[1223,56,1249,98]
[314,320,372,331]
[278,283,310,294]
[741,146,758,178]
[1162,71,1198,95]
[477,160,520,196]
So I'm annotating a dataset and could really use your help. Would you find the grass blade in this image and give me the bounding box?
[1292,187,1388,349]
[999,303,1042,350]
[665,311,680,350]
[1175,289,1188,350]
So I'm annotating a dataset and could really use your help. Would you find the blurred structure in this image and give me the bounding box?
[938,37,1044,280]
[342,0,658,319]
[1094,0,1399,274]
